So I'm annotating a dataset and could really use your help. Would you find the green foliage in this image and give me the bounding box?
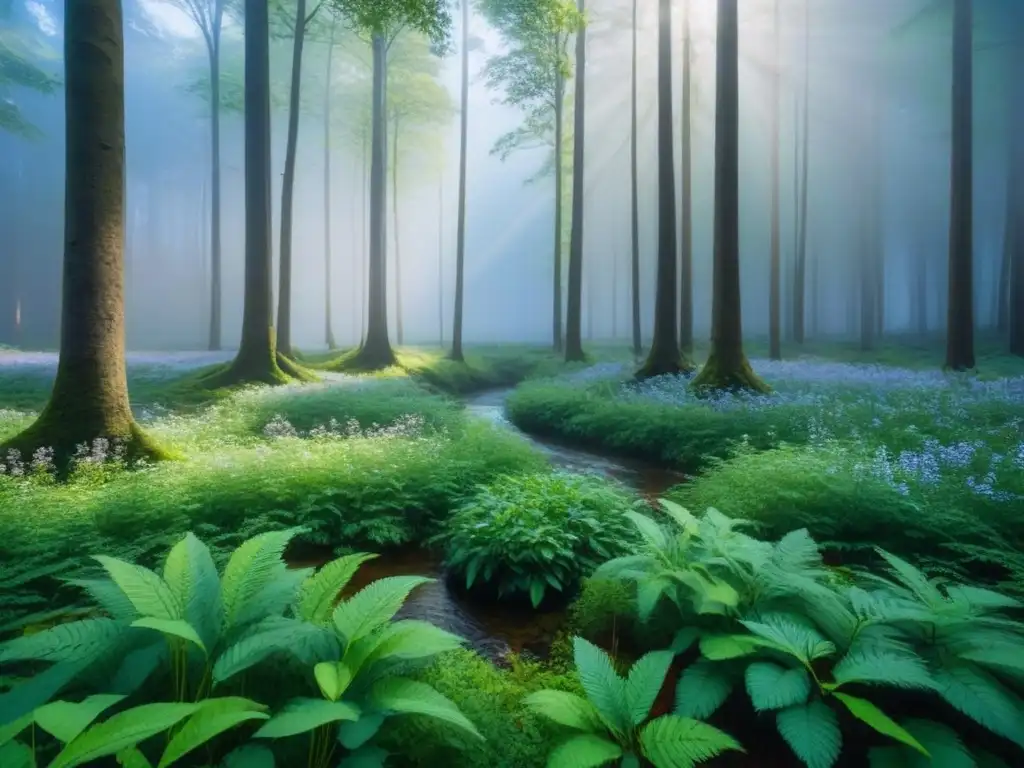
[435,472,637,607]
[595,502,1024,766]
[525,636,743,767]
[330,0,452,48]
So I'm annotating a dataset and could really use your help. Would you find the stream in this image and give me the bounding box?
[304,388,686,664]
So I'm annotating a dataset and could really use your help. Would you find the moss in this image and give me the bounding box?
[327,342,398,373]
[634,354,696,380]
[690,350,770,394]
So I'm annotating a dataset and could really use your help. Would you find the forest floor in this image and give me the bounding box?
[1,339,1023,766]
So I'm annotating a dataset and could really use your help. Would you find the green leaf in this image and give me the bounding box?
[873,549,945,608]
[775,700,842,768]
[670,628,699,655]
[698,634,760,661]
[930,664,1024,748]
[220,529,304,631]
[739,617,836,665]
[254,698,360,739]
[48,702,201,768]
[314,662,353,702]
[354,619,465,673]
[523,690,604,731]
[337,713,387,750]
[130,618,206,654]
[745,662,811,712]
[33,694,126,743]
[674,659,734,719]
[636,576,673,622]
[658,499,699,534]
[160,532,222,650]
[547,734,623,768]
[222,744,275,768]
[0,618,127,663]
[65,578,137,620]
[158,698,269,767]
[369,677,482,740]
[296,553,378,625]
[0,740,34,768]
[625,651,674,725]
[639,715,744,767]
[832,692,929,757]
[831,649,933,691]
[338,745,390,768]
[529,579,545,608]
[625,511,669,551]
[0,713,33,747]
[867,718,974,768]
[115,747,152,768]
[213,617,337,683]
[572,636,629,737]
[93,556,181,621]
[332,576,431,646]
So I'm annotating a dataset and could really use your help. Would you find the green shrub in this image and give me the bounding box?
[434,472,637,607]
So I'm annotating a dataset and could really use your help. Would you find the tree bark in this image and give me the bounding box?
[636,0,693,379]
[450,0,470,361]
[1009,48,1024,357]
[392,112,404,346]
[207,32,223,351]
[768,0,781,360]
[678,0,693,354]
[792,0,810,345]
[565,0,587,362]
[553,52,565,353]
[438,174,444,346]
[944,0,975,370]
[275,0,308,358]
[323,18,337,350]
[691,0,768,394]
[1,0,165,468]
[629,0,641,357]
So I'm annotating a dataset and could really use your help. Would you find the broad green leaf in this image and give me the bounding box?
[670,628,699,655]
[158,697,269,767]
[674,659,734,720]
[0,713,33,747]
[931,664,1024,747]
[338,745,390,768]
[213,616,336,683]
[369,677,482,740]
[625,651,674,725]
[523,690,604,731]
[873,549,945,608]
[547,734,623,768]
[49,702,201,768]
[776,700,842,768]
[161,533,222,650]
[254,698,359,739]
[0,740,34,768]
[833,693,929,757]
[337,713,387,750]
[115,747,152,768]
[33,694,126,743]
[65,578,137,620]
[639,715,744,767]
[529,579,545,608]
[744,663,811,712]
[332,576,430,646]
[296,553,378,625]
[832,650,933,691]
[867,718,974,768]
[625,511,669,551]
[355,619,465,672]
[636,576,674,622]
[572,637,629,736]
[698,634,760,661]
[0,618,127,663]
[314,661,353,702]
[740,617,836,665]
[658,499,698,534]
[130,618,206,654]
[220,529,304,630]
[93,556,181,621]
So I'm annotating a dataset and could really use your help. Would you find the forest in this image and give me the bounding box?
[0,0,1022,766]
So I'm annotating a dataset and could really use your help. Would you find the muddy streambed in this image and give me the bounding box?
[292,388,686,663]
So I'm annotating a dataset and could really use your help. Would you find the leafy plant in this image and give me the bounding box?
[434,472,637,607]
[524,636,742,768]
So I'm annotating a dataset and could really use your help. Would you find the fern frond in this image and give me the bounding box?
[675,659,735,719]
[573,636,630,738]
[0,618,128,664]
[831,649,934,691]
[295,553,378,626]
[332,576,430,648]
[625,651,674,725]
[92,557,181,621]
[775,700,842,768]
[744,662,811,712]
[639,715,743,766]
[220,528,305,631]
[931,663,1024,748]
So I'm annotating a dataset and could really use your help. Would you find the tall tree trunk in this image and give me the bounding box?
[1009,49,1024,357]
[350,33,396,368]
[808,235,819,337]
[211,0,295,386]
[611,238,618,338]
[944,0,975,370]
[793,0,810,344]
[998,150,1013,334]
[207,35,223,351]
[323,18,337,350]
[0,256,16,347]
[360,131,368,340]
[678,0,693,354]
[629,0,641,357]
[636,0,692,379]
[392,113,403,346]
[692,0,768,393]
[553,54,565,353]
[438,174,444,347]
[913,247,929,335]
[1,0,164,466]
[275,0,308,358]
[768,0,781,360]
[450,0,470,361]
[565,0,587,362]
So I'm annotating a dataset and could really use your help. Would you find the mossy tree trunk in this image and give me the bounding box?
[636,0,694,380]
[629,0,641,358]
[768,0,781,361]
[691,0,768,394]
[564,0,587,363]
[678,0,694,355]
[0,0,166,468]
[450,0,469,362]
[944,0,975,371]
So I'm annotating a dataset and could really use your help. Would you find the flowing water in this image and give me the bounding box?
[297,388,686,663]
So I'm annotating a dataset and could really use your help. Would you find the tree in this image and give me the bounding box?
[327,0,452,370]
[944,0,974,370]
[691,0,769,394]
[1010,48,1024,357]
[678,0,694,355]
[768,0,781,360]
[629,0,641,357]
[478,0,580,353]
[273,0,329,358]
[322,16,339,349]
[635,0,693,379]
[158,0,229,352]
[0,0,166,468]
[563,0,588,362]
[450,0,470,361]
[791,0,810,345]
